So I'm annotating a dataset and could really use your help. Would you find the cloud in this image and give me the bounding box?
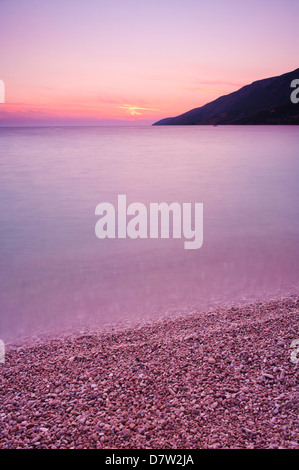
[182,86,228,94]
[118,104,158,116]
[197,79,245,87]
[180,77,246,95]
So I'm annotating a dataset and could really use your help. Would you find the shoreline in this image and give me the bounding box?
[1,296,298,449]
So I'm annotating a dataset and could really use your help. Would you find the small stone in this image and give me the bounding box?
[120,429,131,439]
[279,369,285,380]
[243,428,253,434]
[264,373,274,380]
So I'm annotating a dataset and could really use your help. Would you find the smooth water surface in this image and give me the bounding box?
[0,126,299,341]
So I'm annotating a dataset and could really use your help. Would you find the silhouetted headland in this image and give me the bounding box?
[153,68,299,125]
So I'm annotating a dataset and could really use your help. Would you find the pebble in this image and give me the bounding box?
[1,296,298,449]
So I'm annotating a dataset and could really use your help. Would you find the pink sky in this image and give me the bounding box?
[0,0,298,125]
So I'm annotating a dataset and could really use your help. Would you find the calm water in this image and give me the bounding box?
[0,126,299,341]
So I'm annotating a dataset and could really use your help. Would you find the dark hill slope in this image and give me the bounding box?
[153,68,299,125]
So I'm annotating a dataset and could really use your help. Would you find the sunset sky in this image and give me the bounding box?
[0,0,298,126]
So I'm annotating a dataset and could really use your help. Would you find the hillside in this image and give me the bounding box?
[153,68,299,125]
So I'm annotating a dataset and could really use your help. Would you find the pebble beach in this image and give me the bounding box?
[1,296,298,449]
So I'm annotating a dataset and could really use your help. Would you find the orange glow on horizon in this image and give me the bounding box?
[0,100,168,123]
[118,104,158,116]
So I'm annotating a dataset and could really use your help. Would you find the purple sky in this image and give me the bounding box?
[0,0,298,125]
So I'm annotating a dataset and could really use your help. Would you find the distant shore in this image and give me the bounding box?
[1,296,298,449]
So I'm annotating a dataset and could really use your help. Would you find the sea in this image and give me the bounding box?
[0,125,299,342]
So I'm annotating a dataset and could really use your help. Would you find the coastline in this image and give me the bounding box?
[1,296,298,449]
